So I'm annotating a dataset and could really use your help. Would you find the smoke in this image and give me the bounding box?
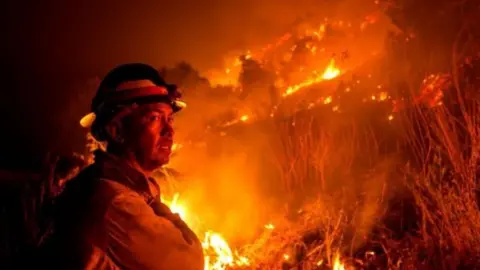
[165,125,272,242]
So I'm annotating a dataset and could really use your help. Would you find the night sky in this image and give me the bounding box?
[1,0,363,170]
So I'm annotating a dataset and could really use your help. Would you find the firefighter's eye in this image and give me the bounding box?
[146,112,162,122]
[150,116,160,121]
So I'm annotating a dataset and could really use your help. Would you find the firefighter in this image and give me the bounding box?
[39,63,204,269]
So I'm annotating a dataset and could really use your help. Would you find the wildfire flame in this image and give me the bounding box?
[162,193,351,269]
[202,231,250,270]
[333,252,346,270]
[202,231,233,269]
[162,193,249,270]
[322,58,341,80]
[196,15,414,130]
[165,193,187,220]
[282,58,341,97]
[171,143,182,152]
[240,114,249,122]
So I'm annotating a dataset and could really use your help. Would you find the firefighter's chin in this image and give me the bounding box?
[153,146,172,166]
[144,156,170,172]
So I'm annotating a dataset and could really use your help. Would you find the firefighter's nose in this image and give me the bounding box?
[160,122,174,138]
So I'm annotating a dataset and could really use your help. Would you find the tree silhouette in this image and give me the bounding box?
[161,62,210,93]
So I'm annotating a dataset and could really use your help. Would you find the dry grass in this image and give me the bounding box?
[234,70,480,268]
[230,9,480,269]
[234,109,394,269]
[399,79,480,268]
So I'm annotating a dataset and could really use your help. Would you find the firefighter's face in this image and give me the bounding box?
[124,102,174,171]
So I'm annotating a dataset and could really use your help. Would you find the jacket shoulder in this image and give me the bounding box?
[65,165,132,200]
[55,165,133,223]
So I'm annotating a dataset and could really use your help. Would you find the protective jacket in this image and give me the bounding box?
[40,150,204,270]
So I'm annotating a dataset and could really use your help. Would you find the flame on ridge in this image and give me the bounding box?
[282,58,341,97]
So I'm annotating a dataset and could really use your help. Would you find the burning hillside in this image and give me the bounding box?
[149,0,480,268]
[181,10,399,131]
[151,5,401,270]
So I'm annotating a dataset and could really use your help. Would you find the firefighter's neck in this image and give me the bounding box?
[107,143,154,177]
[122,151,153,177]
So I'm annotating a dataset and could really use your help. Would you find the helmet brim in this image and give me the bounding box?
[80,112,97,128]
[79,99,186,128]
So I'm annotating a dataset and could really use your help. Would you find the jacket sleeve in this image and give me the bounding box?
[104,192,204,270]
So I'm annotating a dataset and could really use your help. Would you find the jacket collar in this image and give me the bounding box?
[93,150,159,200]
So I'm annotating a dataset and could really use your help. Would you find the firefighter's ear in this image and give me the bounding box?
[104,121,125,144]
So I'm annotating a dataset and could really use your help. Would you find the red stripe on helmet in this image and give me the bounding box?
[103,86,169,103]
